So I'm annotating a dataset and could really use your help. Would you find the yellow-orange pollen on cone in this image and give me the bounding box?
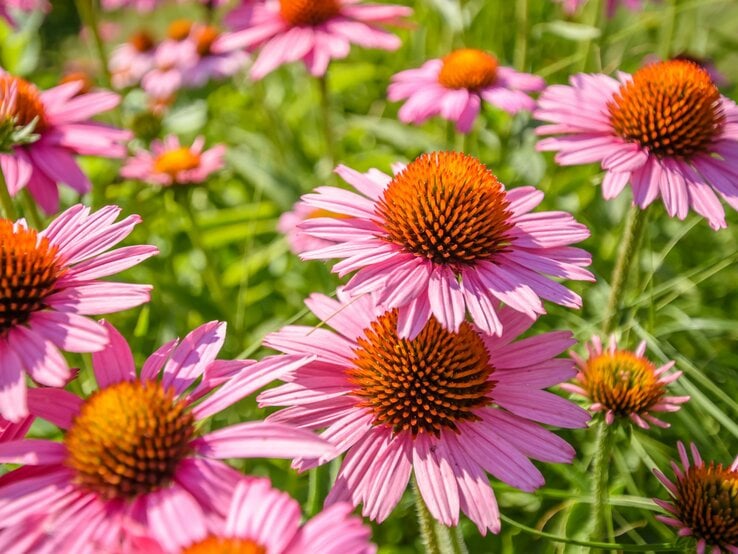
[64,380,195,500]
[129,29,156,53]
[348,310,495,437]
[674,463,738,548]
[0,221,63,335]
[279,0,341,26]
[377,151,514,266]
[438,49,498,90]
[182,536,267,554]
[608,60,725,159]
[153,147,201,178]
[581,350,666,417]
[195,25,220,57]
[0,74,48,131]
[167,19,194,41]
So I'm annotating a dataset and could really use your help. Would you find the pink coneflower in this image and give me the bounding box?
[654,442,738,554]
[535,59,738,230]
[141,20,198,100]
[121,135,225,186]
[0,415,32,442]
[0,204,156,422]
[300,151,592,339]
[0,71,130,214]
[217,0,412,80]
[278,199,348,255]
[0,0,49,26]
[132,478,376,554]
[0,321,334,552]
[388,49,545,133]
[110,30,158,89]
[183,24,249,88]
[563,336,689,428]
[554,0,646,17]
[257,290,590,533]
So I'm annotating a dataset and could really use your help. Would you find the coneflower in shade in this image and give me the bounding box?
[121,135,225,186]
[216,0,412,80]
[257,290,590,533]
[183,24,249,88]
[0,204,157,422]
[109,29,158,89]
[535,59,738,230]
[0,321,334,553]
[388,49,544,133]
[654,442,738,554]
[300,151,593,339]
[0,70,130,214]
[562,336,689,428]
[132,478,376,554]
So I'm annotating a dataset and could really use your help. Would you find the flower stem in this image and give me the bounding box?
[317,73,339,169]
[590,420,615,549]
[514,0,528,71]
[414,478,442,554]
[602,204,648,334]
[19,190,43,229]
[306,464,326,517]
[0,166,18,220]
[75,0,113,89]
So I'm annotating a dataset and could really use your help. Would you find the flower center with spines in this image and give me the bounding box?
[377,152,514,267]
[64,380,195,500]
[608,60,724,159]
[182,536,266,554]
[154,147,201,177]
[674,463,738,548]
[582,351,666,417]
[438,49,499,90]
[0,74,48,131]
[348,310,495,437]
[279,0,341,26]
[0,221,63,335]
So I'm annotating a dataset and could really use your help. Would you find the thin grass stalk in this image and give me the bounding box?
[0,166,18,220]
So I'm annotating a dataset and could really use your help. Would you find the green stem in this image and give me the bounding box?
[602,204,648,334]
[514,0,528,71]
[576,0,603,72]
[448,525,468,554]
[306,464,326,517]
[591,421,615,550]
[500,514,676,551]
[19,189,43,229]
[414,479,442,554]
[75,0,112,89]
[317,73,339,169]
[0,167,18,220]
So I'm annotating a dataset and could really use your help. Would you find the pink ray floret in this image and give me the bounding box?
[535,59,738,230]
[299,152,593,339]
[217,0,413,80]
[0,204,157,422]
[388,49,544,133]
[256,289,590,533]
[0,321,335,552]
[554,0,647,17]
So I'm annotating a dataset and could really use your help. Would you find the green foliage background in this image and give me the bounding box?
[3,0,738,551]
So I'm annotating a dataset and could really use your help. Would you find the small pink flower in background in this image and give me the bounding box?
[563,336,689,428]
[535,59,738,230]
[554,0,647,17]
[653,442,738,554]
[257,290,590,533]
[131,478,376,554]
[388,48,545,133]
[0,321,334,552]
[122,135,225,186]
[184,24,249,88]
[0,204,157,422]
[0,70,131,214]
[217,0,412,80]
[110,29,158,89]
[299,151,592,339]
[101,0,161,10]
[278,199,348,255]
[0,0,49,26]
[142,20,198,99]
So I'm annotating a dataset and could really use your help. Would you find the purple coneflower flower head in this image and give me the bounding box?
[536,60,738,230]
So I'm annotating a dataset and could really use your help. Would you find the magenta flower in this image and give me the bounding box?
[654,442,738,554]
[0,70,131,214]
[131,478,376,554]
[0,204,157,422]
[535,60,738,230]
[109,30,157,89]
[562,336,689,428]
[0,321,334,552]
[121,135,225,186]
[257,290,590,533]
[388,48,545,133]
[300,152,592,339]
[217,0,412,80]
